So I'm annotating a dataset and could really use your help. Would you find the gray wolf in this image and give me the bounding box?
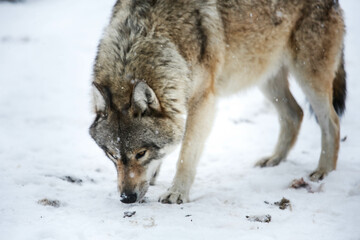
[89,0,346,204]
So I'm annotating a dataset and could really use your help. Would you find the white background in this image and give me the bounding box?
[0,1,359,239]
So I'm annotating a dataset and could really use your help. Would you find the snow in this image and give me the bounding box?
[0,0,360,239]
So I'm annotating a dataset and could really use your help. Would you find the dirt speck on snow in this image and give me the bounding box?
[290,178,309,189]
[290,178,314,193]
[290,178,320,193]
[60,176,83,185]
[123,211,136,218]
[275,197,292,210]
[38,198,61,208]
[246,214,271,223]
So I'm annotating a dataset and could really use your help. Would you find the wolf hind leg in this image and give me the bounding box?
[287,4,344,180]
[294,71,340,181]
[255,67,303,167]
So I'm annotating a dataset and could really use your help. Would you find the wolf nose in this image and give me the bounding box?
[120,193,137,204]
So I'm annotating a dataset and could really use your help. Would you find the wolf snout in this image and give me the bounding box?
[120,192,137,204]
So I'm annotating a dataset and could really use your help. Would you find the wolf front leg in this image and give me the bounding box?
[159,91,216,204]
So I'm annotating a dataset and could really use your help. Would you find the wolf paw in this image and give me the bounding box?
[309,169,328,182]
[255,156,284,168]
[159,189,189,204]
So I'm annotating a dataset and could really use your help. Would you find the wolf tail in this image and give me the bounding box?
[332,49,347,116]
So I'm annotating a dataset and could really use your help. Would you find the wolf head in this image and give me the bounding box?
[89,80,184,203]
[89,6,192,202]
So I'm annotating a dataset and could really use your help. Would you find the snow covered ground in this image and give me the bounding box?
[0,0,359,239]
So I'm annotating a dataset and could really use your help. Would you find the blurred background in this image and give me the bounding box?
[0,1,359,240]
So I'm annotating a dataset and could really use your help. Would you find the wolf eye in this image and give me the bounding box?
[135,150,147,160]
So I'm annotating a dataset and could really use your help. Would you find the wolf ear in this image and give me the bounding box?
[92,82,111,113]
[132,82,160,115]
